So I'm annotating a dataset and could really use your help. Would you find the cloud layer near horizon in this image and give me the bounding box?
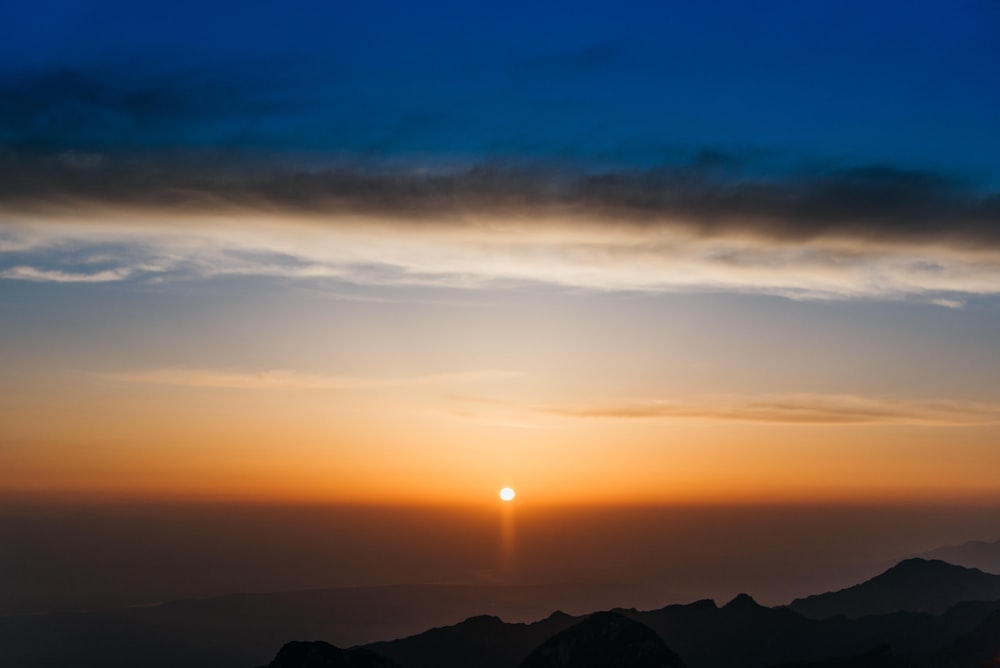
[503,394,1000,426]
[94,367,1000,426]
[98,368,517,390]
[2,152,999,300]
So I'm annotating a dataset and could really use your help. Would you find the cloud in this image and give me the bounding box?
[534,394,1000,426]
[0,265,130,282]
[3,150,998,246]
[98,368,518,390]
[930,298,965,309]
[5,205,1000,300]
[2,150,1000,299]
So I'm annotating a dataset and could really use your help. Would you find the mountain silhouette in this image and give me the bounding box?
[362,590,1000,668]
[789,558,1000,619]
[366,611,579,668]
[921,538,1000,575]
[917,609,1000,667]
[623,594,866,667]
[326,599,1000,668]
[6,560,1000,668]
[517,611,684,668]
[267,640,400,668]
[765,644,901,668]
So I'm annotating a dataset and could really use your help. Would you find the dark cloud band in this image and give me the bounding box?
[2,149,999,247]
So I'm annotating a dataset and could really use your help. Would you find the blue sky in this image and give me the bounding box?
[2,1,1000,507]
[2,0,999,181]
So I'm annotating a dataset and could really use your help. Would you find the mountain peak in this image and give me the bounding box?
[921,538,1000,576]
[888,558,985,576]
[723,593,762,611]
[790,558,1000,619]
[461,614,504,626]
[517,611,684,668]
[268,641,400,668]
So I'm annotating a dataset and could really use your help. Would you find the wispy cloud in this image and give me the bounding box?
[0,265,131,282]
[534,394,1000,426]
[4,209,1000,301]
[98,368,518,390]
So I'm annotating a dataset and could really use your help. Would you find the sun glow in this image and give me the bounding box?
[499,487,515,501]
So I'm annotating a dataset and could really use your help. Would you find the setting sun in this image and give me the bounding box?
[499,487,516,502]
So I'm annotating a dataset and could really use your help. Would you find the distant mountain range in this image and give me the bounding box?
[266,588,1000,668]
[265,613,685,668]
[789,558,1000,618]
[352,561,1000,668]
[6,557,1000,668]
[920,539,1000,575]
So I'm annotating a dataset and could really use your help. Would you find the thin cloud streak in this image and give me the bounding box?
[98,368,519,391]
[0,265,131,282]
[536,394,1000,426]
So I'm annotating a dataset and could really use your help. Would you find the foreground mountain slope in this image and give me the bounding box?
[766,610,1000,668]
[916,609,1000,667]
[789,559,1000,619]
[366,611,579,668]
[766,644,902,668]
[517,611,684,668]
[267,641,400,668]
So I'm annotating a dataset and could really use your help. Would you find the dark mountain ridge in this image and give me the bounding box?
[789,558,1000,619]
[517,611,684,668]
[921,538,1000,575]
[278,603,1000,668]
[363,590,1000,668]
[366,610,579,668]
[267,641,400,668]
[6,558,1000,668]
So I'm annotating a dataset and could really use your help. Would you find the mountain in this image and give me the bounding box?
[266,597,1000,668]
[766,644,902,668]
[788,558,1000,619]
[624,594,889,667]
[0,582,637,668]
[267,641,400,668]
[921,539,1000,575]
[517,611,684,668]
[6,560,1000,668]
[916,609,1000,667]
[363,593,1000,668]
[366,611,579,668]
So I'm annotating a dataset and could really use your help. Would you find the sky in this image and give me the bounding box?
[2,0,1000,509]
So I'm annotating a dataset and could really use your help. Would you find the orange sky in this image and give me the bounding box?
[3,207,1000,507]
[3,358,999,505]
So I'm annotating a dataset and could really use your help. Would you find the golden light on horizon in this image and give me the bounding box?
[499,487,516,501]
